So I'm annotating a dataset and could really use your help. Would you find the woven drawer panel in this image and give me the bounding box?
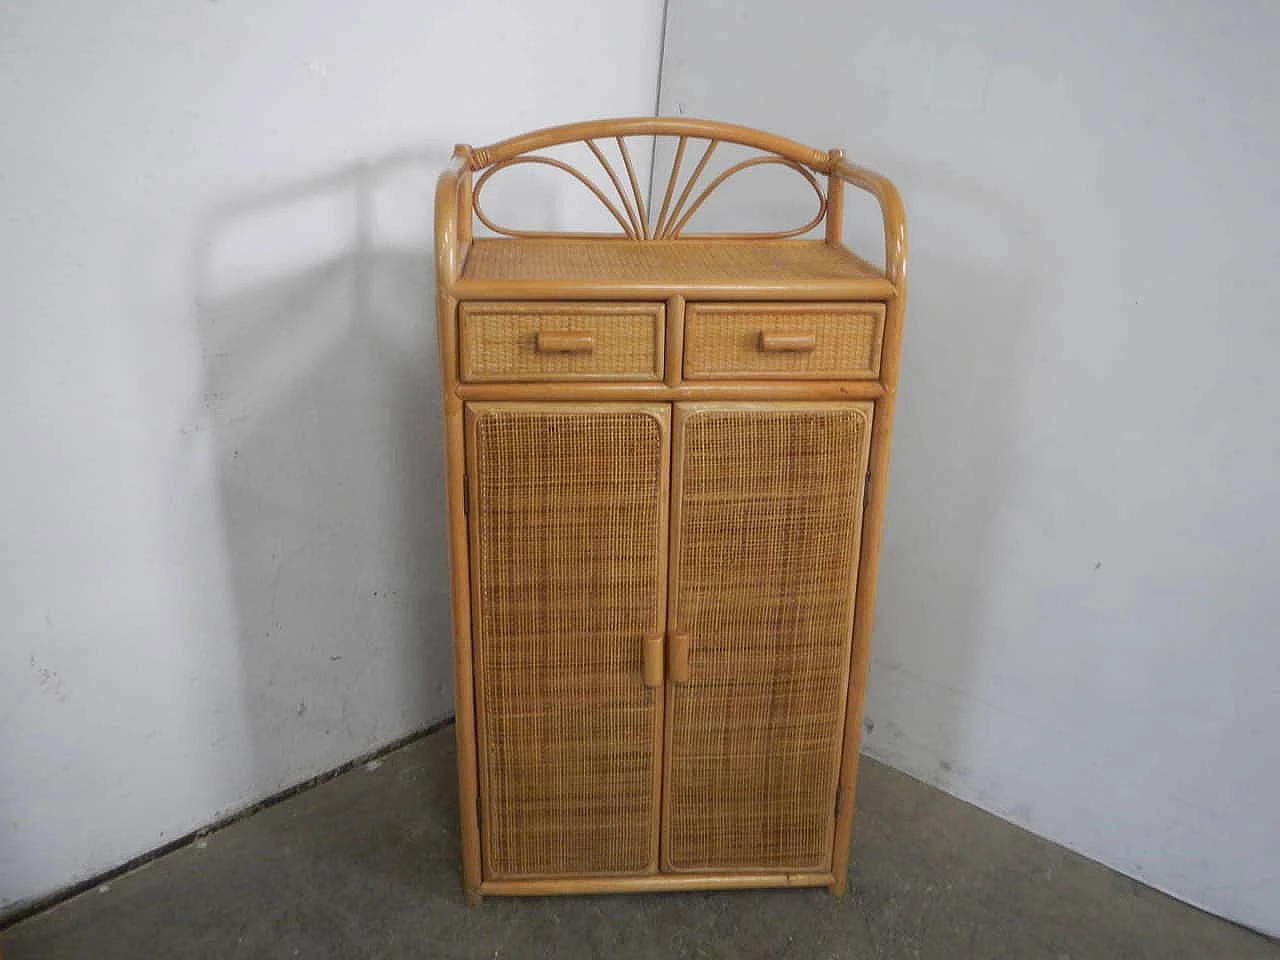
[470,405,668,878]
[460,302,663,381]
[665,404,870,872]
[684,303,884,380]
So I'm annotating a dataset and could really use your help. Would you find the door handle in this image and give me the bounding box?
[668,632,690,684]
[642,635,664,688]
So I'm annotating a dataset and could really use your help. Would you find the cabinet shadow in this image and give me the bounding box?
[190,147,457,815]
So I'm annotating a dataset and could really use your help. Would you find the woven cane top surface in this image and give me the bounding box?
[459,239,890,297]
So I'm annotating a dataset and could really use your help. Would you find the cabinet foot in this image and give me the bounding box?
[828,875,847,898]
[464,889,483,908]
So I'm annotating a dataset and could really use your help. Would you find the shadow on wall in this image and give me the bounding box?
[190,147,457,801]
[858,157,1043,820]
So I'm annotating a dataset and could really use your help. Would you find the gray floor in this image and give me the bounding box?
[3,726,1275,960]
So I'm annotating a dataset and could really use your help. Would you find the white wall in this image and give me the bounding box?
[0,0,664,913]
[661,0,1280,936]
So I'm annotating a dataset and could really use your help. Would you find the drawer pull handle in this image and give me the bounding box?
[536,331,595,354]
[759,332,817,353]
[642,635,664,688]
[668,632,690,685]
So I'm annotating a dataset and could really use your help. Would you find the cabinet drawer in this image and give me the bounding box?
[459,301,664,382]
[683,303,884,380]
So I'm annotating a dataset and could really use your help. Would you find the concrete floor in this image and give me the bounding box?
[3,726,1275,960]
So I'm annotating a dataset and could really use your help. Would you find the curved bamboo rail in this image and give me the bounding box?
[445,117,903,267]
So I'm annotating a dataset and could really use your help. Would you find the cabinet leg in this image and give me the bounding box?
[464,888,484,908]
[828,874,848,898]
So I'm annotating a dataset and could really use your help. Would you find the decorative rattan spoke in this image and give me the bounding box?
[471,134,827,239]
[667,156,826,238]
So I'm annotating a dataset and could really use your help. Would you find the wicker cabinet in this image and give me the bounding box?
[435,120,907,904]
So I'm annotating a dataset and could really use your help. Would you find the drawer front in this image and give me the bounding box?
[460,302,664,382]
[683,303,884,380]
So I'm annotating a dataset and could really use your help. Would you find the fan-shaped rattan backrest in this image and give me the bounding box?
[438,118,907,290]
[460,117,837,241]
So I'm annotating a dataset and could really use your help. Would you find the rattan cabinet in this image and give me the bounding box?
[435,119,907,904]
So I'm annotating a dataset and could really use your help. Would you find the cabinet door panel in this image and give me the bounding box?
[664,402,872,873]
[466,403,669,879]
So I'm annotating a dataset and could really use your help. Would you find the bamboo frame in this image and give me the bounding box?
[467,117,831,175]
[451,275,897,304]
[828,227,909,898]
[825,149,846,245]
[479,872,834,897]
[434,118,907,905]
[456,381,885,403]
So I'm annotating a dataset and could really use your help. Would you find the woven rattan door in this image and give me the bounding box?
[662,402,873,874]
[465,403,671,880]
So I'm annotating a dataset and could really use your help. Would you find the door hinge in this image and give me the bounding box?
[462,474,470,515]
